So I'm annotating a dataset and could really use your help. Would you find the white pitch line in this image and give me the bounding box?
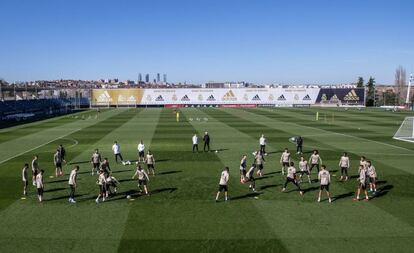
[60,137,79,148]
[254,109,414,153]
[0,128,82,165]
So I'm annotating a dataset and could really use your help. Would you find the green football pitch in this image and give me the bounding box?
[0,107,413,253]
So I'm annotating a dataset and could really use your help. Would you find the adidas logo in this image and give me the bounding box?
[277,95,286,101]
[252,94,261,101]
[222,90,237,101]
[127,96,136,102]
[207,95,216,101]
[181,95,190,101]
[302,94,311,100]
[97,91,112,102]
[117,94,126,102]
[344,89,359,101]
[155,95,164,101]
[330,94,339,102]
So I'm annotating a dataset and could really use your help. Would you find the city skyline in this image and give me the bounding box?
[0,0,413,84]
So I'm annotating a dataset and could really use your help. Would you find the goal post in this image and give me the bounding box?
[393,117,414,143]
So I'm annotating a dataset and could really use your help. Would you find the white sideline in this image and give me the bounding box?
[0,128,82,165]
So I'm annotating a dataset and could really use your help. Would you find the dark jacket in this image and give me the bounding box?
[203,134,210,143]
[296,137,303,146]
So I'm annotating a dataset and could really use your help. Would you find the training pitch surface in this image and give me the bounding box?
[0,107,413,253]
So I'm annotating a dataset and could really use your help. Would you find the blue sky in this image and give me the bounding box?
[0,0,413,84]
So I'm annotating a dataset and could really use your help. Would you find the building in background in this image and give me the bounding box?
[163,74,167,83]
[145,74,150,83]
[157,73,161,83]
[138,73,142,83]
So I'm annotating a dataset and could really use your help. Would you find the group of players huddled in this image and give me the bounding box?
[22,140,156,203]
[216,134,378,203]
[22,130,378,205]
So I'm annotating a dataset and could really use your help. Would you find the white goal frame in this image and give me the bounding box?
[393,117,414,143]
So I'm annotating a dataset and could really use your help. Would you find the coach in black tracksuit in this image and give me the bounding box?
[296,136,303,154]
[203,132,210,152]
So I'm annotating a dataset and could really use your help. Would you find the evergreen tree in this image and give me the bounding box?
[357,77,364,88]
[365,76,376,106]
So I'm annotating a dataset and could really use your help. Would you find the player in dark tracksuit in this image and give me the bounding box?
[203,132,210,152]
[296,136,303,154]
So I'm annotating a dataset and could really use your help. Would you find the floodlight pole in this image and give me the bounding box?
[405,74,412,105]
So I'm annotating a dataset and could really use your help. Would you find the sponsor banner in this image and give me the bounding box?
[220,104,257,108]
[91,88,363,106]
[92,89,144,105]
[139,88,320,105]
[164,104,185,108]
[257,104,276,108]
[316,88,365,105]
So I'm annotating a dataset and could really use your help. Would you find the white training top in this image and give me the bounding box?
[299,161,308,171]
[112,143,120,154]
[138,143,145,152]
[68,169,77,185]
[134,169,149,181]
[255,154,264,165]
[359,168,367,183]
[318,170,331,185]
[192,135,198,145]
[22,167,28,182]
[146,154,155,164]
[339,156,349,168]
[219,170,229,185]
[367,165,377,178]
[360,160,367,169]
[280,152,290,163]
[35,173,43,188]
[259,137,266,146]
[310,154,321,164]
[97,174,106,185]
[287,166,296,179]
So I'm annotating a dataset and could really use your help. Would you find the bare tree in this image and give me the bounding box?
[395,66,406,105]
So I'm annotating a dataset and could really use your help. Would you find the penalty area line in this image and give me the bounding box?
[0,128,82,165]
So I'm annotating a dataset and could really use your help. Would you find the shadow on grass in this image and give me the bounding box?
[111,169,134,174]
[333,192,354,202]
[47,179,68,184]
[103,188,177,202]
[156,159,170,163]
[263,171,279,176]
[119,178,135,183]
[371,185,393,199]
[303,186,320,193]
[255,175,273,181]
[151,187,177,194]
[157,170,182,176]
[46,193,87,202]
[260,184,280,190]
[265,151,281,155]
[44,187,66,193]
[231,192,262,200]
[68,161,90,165]
[78,171,93,175]
[213,148,229,152]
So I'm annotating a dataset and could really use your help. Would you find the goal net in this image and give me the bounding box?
[393,117,414,143]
